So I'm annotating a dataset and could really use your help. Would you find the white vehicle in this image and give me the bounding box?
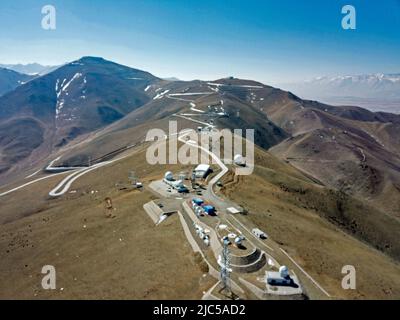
[252,228,267,239]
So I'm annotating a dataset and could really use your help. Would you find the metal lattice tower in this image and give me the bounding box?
[191,170,196,188]
[220,238,231,295]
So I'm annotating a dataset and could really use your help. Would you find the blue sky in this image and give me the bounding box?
[0,0,399,84]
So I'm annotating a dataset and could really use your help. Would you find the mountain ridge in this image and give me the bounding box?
[0,67,35,97]
[1,57,400,221]
[0,57,161,178]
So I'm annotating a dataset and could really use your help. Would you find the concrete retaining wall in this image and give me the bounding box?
[230,248,261,266]
[177,210,244,295]
[231,253,267,273]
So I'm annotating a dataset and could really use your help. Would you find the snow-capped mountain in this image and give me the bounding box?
[282,73,400,99]
[0,57,161,174]
[279,73,400,112]
[0,63,59,76]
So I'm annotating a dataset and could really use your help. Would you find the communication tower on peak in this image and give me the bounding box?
[220,238,232,296]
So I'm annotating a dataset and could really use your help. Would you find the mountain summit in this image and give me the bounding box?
[0,57,160,175]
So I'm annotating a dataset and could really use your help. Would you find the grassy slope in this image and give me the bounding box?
[254,89,400,219]
[0,145,213,299]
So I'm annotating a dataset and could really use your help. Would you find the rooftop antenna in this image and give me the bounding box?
[220,238,232,297]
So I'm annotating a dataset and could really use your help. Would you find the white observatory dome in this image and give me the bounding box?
[164,171,174,181]
[279,265,289,278]
[234,154,245,166]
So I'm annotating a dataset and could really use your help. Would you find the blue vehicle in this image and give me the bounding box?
[203,205,215,215]
[177,186,189,193]
[192,198,204,205]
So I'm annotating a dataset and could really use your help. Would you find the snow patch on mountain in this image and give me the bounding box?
[55,73,84,121]
[63,73,83,93]
[153,89,170,100]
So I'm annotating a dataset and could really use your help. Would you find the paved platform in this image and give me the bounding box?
[149,180,191,199]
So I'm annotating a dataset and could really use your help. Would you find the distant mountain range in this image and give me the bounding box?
[0,63,59,76]
[162,77,180,81]
[279,73,400,113]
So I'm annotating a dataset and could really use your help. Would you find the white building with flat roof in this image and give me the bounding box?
[265,266,303,296]
[194,164,211,179]
[227,207,241,214]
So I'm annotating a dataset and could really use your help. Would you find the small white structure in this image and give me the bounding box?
[195,207,203,216]
[221,236,231,245]
[163,176,188,192]
[266,265,292,286]
[173,180,184,188]
[227,207,241,214]
[164,171,174,181]
[234,237,243,247]
[194,164,211,179]
[234,154,246,166]
[193,223,210,246]
[195,224,204,235]
[252,228,267,239]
